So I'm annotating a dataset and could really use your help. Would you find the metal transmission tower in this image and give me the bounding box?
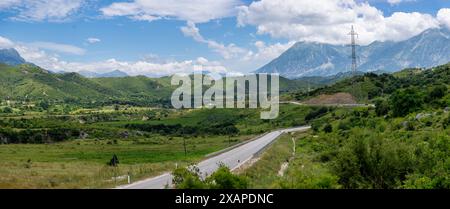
[349,25,358,76]
[348,25,359,100]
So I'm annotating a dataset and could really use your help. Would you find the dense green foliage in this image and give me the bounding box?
[172,165,248,189]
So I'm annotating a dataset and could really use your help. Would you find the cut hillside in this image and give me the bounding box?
[303,92,357,105]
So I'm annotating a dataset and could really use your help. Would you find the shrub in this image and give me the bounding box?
[323,123,333,133]
[206,165,248,189]
[389,88,424,117]
[305,107,328,121]
[374,99,390,116]
[2,107,13,113]
[333,135,417,189]
[428,85,447,100]
[172,166,206,189]
[172,165,248,189]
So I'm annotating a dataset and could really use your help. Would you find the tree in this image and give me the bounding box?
[172,165,248,189]
[206,165,248,189]
[428,85,447,100]
[389,88,423,117]
[108,154,119,167]
[323,123,333,133]
[374,99,390,116]
[39,100,49,111]
[172,166,206,189]
[2,106,13,113]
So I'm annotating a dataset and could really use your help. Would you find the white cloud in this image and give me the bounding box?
[54,58,229,77]
[29,42,86,55]
[180,20,294,71]
[237,0,440,45]
[0,0,85,22]
[437,8,450,29]
[0,36,15,48]
[1,36,230,77]
[181,21,247,59]
[86,38,101,44]
[0,0,21,9]
[387,0,403,5]
[101,0,242,23]
[243,41,295,62]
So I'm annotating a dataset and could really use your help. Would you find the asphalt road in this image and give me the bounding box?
[117,126,310,189]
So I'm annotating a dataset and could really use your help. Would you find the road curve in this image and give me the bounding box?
[117,126,311,189]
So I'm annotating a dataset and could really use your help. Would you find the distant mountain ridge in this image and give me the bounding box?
[256,27,450,78]
[0,63,173,106]
[78,70,128,78]
[0,48,26,65]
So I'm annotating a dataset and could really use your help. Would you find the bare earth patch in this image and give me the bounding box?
[304,92,356,105]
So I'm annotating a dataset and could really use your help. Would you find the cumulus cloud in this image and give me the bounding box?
[86,37,101,44]
[0,0,85,22]
[437,8,450,29]
[237,0,440,45]
[0,36,15,48]
[181,21,247,59]
[243,41,295,62]
[101,0,242,23]
[0,36,230,77]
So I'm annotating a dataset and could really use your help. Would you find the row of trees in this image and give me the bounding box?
[125,122,239,136]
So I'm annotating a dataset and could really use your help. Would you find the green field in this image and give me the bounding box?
[0,104,314,188]
[0,133,257,188]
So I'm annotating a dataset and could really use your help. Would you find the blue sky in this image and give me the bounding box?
[1,0,450,76]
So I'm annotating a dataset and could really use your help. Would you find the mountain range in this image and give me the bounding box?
[0,48,26,65]
[257,27,450,78]
[77,70,129,78]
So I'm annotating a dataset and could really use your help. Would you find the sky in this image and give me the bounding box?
[1,0,450,77]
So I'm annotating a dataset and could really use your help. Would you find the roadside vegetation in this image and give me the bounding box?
[242,63,449,189]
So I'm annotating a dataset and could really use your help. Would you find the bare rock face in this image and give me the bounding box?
[415,113,431,120]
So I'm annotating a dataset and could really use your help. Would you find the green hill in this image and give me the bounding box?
[0,64,174,107]
[0,63,320,107]
[292,63,450,103]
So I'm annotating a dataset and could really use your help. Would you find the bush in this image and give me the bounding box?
[389,88,424,117]
[172,166,206,189]
[444,115,450,128]
[333,134,417,189]
[428,85,447,100]
[172,165,248,189]
[374,99,389,116]
[206,165,248,189]
[323,123,333,133]
[305,107,328,121]
[2,107,13,113]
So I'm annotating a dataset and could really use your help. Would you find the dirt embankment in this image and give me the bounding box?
[304,92,357,105]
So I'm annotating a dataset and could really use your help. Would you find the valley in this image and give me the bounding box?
[0,56,448,189]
